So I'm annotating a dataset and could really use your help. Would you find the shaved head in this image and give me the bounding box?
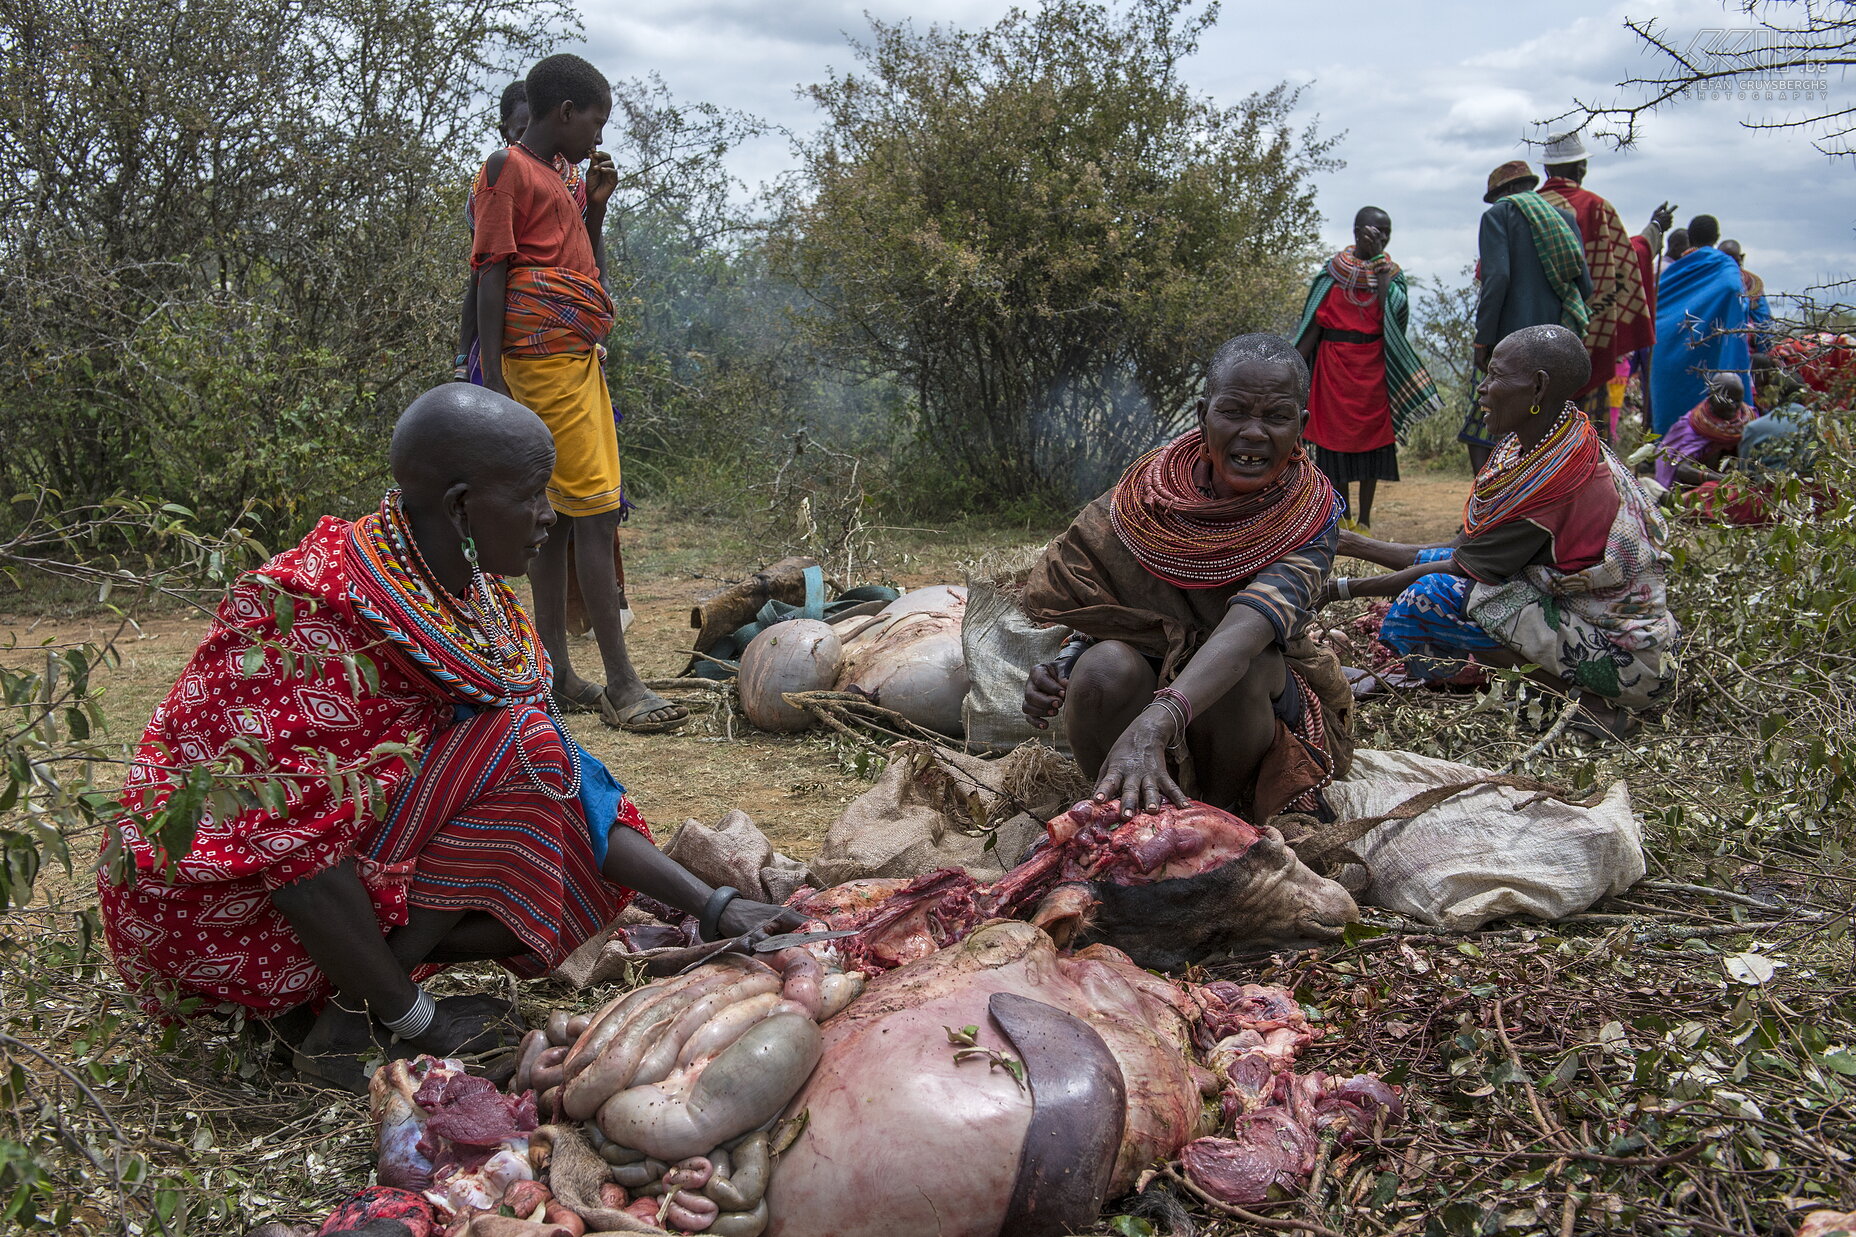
[1499,324,1591,404]
[390,385,555,505]
[1354,205,1390,230]
[1207,333,1309,403]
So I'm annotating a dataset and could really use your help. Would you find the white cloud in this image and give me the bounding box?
[549,0,1855,298]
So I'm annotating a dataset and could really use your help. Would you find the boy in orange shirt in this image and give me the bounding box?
[473,53,686,732]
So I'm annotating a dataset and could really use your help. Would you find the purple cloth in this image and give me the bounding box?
[1652,414,1720,487]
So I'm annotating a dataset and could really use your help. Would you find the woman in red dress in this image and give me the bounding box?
[1294,207,1440,530]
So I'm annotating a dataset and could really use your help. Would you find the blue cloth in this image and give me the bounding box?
[1651,247,1752,433]
[1747,289,1773,357]
[1379,549,1503,682]
[450,702,624,869]
[573,739,625,870]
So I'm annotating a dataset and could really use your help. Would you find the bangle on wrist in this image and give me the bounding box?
[1144,696,1188,739]
[1152,686,1194,730]
[380,987,436,1040]
[1333,577,1352,601]
[700,885,741,942]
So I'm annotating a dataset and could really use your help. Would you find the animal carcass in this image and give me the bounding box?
[790,798,1360,972]
[764,919,1213,1237]
[834,586,968,736]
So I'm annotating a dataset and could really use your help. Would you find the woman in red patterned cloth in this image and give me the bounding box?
[98,385,799,1092]
[1018,334,1356,824]
[1292,207,1443,531]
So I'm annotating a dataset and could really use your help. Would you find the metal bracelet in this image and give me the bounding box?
[381,987,436,1040]
[1144,697,1187,740]
[1333,576,1352,602]
[1152,686,1195,730]
[700,885,741,943]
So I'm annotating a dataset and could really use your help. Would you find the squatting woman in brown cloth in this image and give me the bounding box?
[1020,334,1355,822]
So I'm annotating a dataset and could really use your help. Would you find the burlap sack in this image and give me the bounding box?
[663,809,814,905]
[960,574,1071,754]
[1319,748,1645,930]
[810,741,1087,887]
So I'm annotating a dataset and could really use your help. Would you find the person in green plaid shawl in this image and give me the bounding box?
[1293,206,1443,531]
[1459,161,1593,468]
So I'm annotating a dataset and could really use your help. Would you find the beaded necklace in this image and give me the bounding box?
[1690,399,1755,445]
[1110,431,1342,589]
[1463,403,1603,537]
[349,491,580,800]
[1328,246,1400,307]
[349,492,544,704]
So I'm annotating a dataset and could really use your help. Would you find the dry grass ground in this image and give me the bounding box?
[30,467,1849,1237]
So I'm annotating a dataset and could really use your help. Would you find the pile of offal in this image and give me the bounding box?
[247,799,1404,1237]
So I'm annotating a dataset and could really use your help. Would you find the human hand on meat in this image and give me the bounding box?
[1022,660,1069,729]
[1091,707,1187,818]
[717,896,807,939]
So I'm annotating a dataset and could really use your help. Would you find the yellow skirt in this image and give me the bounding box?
[502,351,626,518]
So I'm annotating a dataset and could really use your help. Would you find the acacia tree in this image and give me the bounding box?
[771,0,1336,504]
[1565,0,1855,156]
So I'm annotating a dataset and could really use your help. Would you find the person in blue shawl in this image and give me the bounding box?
[1650,215,1751,433]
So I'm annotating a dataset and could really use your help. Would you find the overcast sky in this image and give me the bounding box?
[565,0,1854,303]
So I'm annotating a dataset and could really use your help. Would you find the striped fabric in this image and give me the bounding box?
[1504,191,1591,336]
[367,704,646,979]
[503,265,615,357]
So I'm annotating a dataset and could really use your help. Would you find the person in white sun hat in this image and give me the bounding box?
[1535,130,1659,436]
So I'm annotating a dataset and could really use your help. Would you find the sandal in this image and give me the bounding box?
[597,689,690,734]
[556,681,608,714]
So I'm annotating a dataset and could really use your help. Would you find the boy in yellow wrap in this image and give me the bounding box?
[473,52,686,732]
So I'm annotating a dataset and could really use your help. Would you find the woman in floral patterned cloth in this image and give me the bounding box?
[98,385,798,1092]
[1319,324,1679,741]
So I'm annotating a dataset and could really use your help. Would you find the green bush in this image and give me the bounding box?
[0,0,568,539]
[770,0,1337,508]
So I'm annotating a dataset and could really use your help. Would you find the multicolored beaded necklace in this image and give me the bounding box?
[348,490,546,706]
[1110,431,1343,589]
[1690,398,1756,445]
[1462,402,1603,537]
[1328,246,1399,307]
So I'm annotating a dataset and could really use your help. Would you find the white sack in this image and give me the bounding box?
[1323,748,1645,931]
[959,578,1071,754]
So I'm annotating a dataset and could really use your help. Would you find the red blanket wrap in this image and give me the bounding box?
[99,514,646,1017]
